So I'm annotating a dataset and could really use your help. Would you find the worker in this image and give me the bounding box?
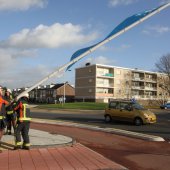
[13,93,31,150]
[0,86,9,152]
[4,89,16,135]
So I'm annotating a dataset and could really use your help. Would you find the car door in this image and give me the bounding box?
[118,102,134,122]
[105,101,120,120]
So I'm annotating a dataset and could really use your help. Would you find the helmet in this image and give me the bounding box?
[0,85,3,92]
[7,88,12,94]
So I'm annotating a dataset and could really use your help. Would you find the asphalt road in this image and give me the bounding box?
[31,108,170,141]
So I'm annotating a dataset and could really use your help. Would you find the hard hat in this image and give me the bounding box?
[0,85,3,91]
[7,88,12,94]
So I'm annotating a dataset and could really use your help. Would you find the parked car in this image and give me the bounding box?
[104,99,156,126]
[160,103,170,109]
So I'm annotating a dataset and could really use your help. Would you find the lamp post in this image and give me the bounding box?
[63,69,71,105]
[63,82,65,104]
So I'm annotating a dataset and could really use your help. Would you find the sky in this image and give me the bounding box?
[0,0,170,89]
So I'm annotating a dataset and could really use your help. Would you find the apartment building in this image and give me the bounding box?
[75,63,169,103]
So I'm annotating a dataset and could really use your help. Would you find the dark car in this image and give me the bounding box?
[160,103,170,109]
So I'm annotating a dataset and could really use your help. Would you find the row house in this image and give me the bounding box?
[16,83,75,103]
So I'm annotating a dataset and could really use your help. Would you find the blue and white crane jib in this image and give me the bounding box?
[17,3,170,100]
[67,3,170,71]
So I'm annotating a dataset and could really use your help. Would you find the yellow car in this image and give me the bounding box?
[104,100,156,126]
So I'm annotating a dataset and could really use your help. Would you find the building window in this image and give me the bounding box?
[89,69,92,72]
[89,79,93,82]
[134,73,140,78]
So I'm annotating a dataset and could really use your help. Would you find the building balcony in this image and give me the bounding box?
[131,86,144,90]
[145,78,157,82]
[145,87,157,91]
[131,95,141,99]
[96,84,114,88]
[132,95,157,99]
[132,77,144,81]
[97,73,114,78]
[144,95,157,99]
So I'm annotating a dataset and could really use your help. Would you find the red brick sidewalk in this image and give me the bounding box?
[0,143,127,170]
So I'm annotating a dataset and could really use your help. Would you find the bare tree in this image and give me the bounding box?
[155,53,170,97]
[155,54,170,76]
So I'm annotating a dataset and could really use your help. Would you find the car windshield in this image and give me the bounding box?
[132,103,146,110]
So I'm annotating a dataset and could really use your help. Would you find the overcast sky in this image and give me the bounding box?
[0,0,170,89]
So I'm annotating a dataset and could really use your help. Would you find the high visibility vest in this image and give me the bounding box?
[17,103,31,122]
[0,115,5,119]
[0,96,9,117]
[19,103,31,121]
[7,110,13,114]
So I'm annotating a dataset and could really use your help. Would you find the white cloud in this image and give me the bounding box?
[0,64,51,88]
[0,22,99,88]
[0,55,53,88]
[12,49,38,58]
[0,49,16,71]
[109,0,137,7]
[142,25,170,35]
[79,56,116,67]
[99,44,131,52]
[0,48,40,88]
[0,23,99,49]
[0,0,47,11]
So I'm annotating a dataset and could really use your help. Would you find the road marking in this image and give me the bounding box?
[32,118,165,142]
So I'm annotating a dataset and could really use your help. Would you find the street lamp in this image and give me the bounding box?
[63,82,65,104]
[63,70,71,105]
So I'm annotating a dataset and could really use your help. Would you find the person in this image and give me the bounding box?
[13,93,31,150]
[0,86,9,152]
[4,89,16,135]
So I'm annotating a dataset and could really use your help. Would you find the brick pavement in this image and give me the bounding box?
[0,143,127,170]
[0,128,127,170]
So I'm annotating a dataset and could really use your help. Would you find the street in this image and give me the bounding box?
[31,108,170,141]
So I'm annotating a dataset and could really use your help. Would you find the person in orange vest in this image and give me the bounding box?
[13,93,31,150]
[0,86,9,152]
[4,88,16,135]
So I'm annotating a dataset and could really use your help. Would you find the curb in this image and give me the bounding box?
[1,129,75,150]
[32,118,165,142]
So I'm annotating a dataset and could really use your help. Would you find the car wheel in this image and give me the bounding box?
[105,115,112,123]
[134,117,143,126]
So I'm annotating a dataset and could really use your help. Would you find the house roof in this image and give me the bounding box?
[30,83,74,91]
[51,83,64,89]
